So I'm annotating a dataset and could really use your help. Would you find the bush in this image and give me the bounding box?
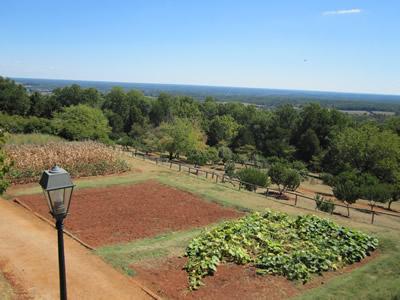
[315,195,335,213]
[187,151,208,167]
[236,167,269,191]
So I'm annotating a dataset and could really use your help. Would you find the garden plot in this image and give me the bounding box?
[18,180,244,247]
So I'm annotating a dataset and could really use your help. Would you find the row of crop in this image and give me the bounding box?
[184,209,378,290]
[4,141,130,183]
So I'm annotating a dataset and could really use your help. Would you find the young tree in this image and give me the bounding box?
[206,147,220,165]
[268,163,301,197]
[218,146,232,165]
[331,170,361,206]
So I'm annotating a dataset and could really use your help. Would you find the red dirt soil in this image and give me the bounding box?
[18,180,244,247]
[131,252,379,300]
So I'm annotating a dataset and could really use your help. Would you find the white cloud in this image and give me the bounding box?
[323,9,361,15]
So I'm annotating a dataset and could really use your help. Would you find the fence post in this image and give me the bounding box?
[222,175,225,183]
[347,205,350,217]
[156,158,159,165]
[206,172,208,179]
[295,194,298,206]
[239,182,241,191]
[196,169,199,177]
[266,188,269,197]
[212,172,214,179]
[179,164,181,172]
[170,162,172,169]
[216,175,218,183]
[135,149,137,157]
[371,211,375,224]
[188,167,191,175]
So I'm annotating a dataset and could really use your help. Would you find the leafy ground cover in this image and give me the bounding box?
[5,141,129,183]
[184,210,378,290]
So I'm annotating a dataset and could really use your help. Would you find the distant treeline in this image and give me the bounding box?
[13,77,400,112]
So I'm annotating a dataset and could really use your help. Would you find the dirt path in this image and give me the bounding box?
[0,199,157,300]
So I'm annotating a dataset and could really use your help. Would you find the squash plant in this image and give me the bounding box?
[183,210,378,290]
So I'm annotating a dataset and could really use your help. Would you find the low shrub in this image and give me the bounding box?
[235,167,269,191]
[315,194,335,213]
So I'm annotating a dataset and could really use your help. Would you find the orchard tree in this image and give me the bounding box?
[157,118,206,160]
[268,163,301,197]
[331,170,361,206]
[236,168,269,191]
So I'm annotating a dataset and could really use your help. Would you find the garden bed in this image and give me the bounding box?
[17,180,244,247]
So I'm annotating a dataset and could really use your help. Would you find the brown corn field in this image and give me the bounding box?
[5,141,130,183]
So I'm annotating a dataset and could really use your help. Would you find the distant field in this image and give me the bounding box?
[340,110,396,116]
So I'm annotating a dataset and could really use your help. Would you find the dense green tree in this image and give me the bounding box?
[0,76,31,115]
[208,115,239,146]
[325,124,400,183]
[150,93,177,126]
[200,96,218,121]
[292,103,351,162]
[54,104,112,143]
[52,84,82,107]
[102,87,129,132]
[80,87,103,107]
[176,96,203,121]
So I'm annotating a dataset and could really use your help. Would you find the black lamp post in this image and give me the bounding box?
[39,163,75,300]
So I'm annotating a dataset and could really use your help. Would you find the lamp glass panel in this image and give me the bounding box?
[64,187,73,213]
[48,189,67,215]
[43,190,53,213]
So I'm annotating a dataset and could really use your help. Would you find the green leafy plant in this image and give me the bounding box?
[183,210,378,291]
[0,130,14,194]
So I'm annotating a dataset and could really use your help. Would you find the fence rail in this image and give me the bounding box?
[118,147,400,226]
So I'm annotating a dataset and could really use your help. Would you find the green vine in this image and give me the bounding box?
[183,210,378,290]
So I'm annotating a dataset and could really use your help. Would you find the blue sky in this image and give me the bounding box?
[1,0,399,95]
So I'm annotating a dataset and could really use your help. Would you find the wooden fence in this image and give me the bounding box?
[119,147,400,226]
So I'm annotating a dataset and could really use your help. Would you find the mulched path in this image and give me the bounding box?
[17,180,244,247]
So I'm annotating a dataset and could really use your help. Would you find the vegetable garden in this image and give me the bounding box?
[3,151,398,299]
